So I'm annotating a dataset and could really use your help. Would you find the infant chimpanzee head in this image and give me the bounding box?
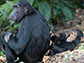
[66,29,83,42]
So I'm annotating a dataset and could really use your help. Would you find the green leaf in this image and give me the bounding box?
[60,3,73,20]
[38,1,51,21]
[14,24,19,28]
[0,1,17,12]
[0,51,4,56]
[0,0,5,5]
[8,27,17,31]
[33,0,38,8]
[63,1,79,9]
[53,8,61,17]
[1,10,6,21]
[27,0,34,5]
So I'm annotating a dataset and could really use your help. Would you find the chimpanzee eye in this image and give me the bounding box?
[13,5,17,8]
[74,34,77,37]
[16,11,18,13]
[13,4,20,8]
[71,32,73,35]
[74,34,75,36]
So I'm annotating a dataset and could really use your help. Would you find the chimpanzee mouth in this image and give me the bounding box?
[8,15,17,23]
[66,39,72,42]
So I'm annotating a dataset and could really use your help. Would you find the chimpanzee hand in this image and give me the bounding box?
[4,31,17,43]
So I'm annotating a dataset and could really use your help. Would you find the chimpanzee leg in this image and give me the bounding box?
[5,46,17,63]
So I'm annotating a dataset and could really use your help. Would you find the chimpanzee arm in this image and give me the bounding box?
[70,39,80,51]
[8,30,30,55]
[45,43,64,56]
[7,21,31,55]
[58,32,66,41]
[51,43,64,54]
[74,39,80,46]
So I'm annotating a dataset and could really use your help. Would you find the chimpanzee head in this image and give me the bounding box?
[66,29,83,42]
[9,1,34,23]
[72,29,83,38]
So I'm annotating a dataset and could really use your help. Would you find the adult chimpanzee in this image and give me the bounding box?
[46,29,83,56]
[3,0,50,63]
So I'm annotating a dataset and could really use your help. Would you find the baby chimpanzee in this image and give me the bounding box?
[46,29,83,56]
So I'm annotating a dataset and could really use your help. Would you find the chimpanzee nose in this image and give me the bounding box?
[8,15,14,20]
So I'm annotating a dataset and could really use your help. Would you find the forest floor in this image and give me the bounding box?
[43,8,84,63]
[1,9,84,63]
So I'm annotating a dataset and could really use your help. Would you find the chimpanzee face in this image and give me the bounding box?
[8,1,29,23]
[66,31,77,42]
[9,4,21,22]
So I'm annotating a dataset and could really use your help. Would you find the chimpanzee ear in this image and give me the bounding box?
[24,4,29,14]
[24,2,34,14]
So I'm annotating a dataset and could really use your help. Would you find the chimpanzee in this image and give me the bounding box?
[2,0,50,63]
[46,29,83,56]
